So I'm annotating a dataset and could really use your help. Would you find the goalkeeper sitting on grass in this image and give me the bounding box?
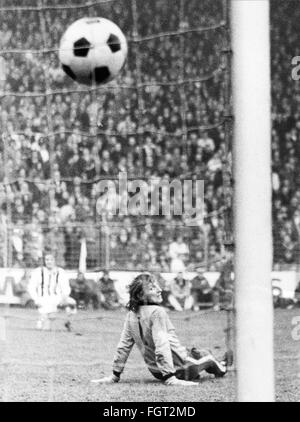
[92,273,232,386]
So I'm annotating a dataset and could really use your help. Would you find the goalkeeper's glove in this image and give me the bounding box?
[164,376,198,386]
[91,373,120,384]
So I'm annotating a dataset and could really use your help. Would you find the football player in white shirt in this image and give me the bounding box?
[28,251,77,331]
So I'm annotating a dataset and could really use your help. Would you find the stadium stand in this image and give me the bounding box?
[0,0,299,271]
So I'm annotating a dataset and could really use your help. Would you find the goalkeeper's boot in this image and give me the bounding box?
[190,347,227,377]
[206,350,234,377]
[205,356,227,377]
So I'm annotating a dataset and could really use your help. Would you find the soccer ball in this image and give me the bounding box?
[58,17,128,86]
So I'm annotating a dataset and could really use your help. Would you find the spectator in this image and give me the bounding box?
[168,272,193,311]
[69,271,97,309]
[272,278,297,309]
[96,270,121,310]
[190,267,217,311]
[169,235,189,273]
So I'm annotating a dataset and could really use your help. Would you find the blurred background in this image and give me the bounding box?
[0,0,298,275]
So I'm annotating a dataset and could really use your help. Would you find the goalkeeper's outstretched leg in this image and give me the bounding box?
[175,348,233,381]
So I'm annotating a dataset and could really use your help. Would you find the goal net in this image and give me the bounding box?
[0,0,238,402]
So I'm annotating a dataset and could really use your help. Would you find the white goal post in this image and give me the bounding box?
[231,0,275,401]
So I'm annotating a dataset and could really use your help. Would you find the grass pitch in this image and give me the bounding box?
[0,307,298,402]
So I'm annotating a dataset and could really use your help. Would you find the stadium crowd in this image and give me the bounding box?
[0,0,299,271]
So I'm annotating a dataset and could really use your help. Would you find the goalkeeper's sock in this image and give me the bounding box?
[203,351,234,377]
[195,354,227,377]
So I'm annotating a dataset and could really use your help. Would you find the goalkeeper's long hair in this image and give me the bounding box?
[127,272,155,313]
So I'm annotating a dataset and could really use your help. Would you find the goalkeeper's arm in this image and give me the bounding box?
[91,315,134,384]
[112,315,135,377]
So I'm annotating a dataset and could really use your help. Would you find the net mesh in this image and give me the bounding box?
[0,0,232,272]
[0,0,238,402]
[0,0,299,403]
